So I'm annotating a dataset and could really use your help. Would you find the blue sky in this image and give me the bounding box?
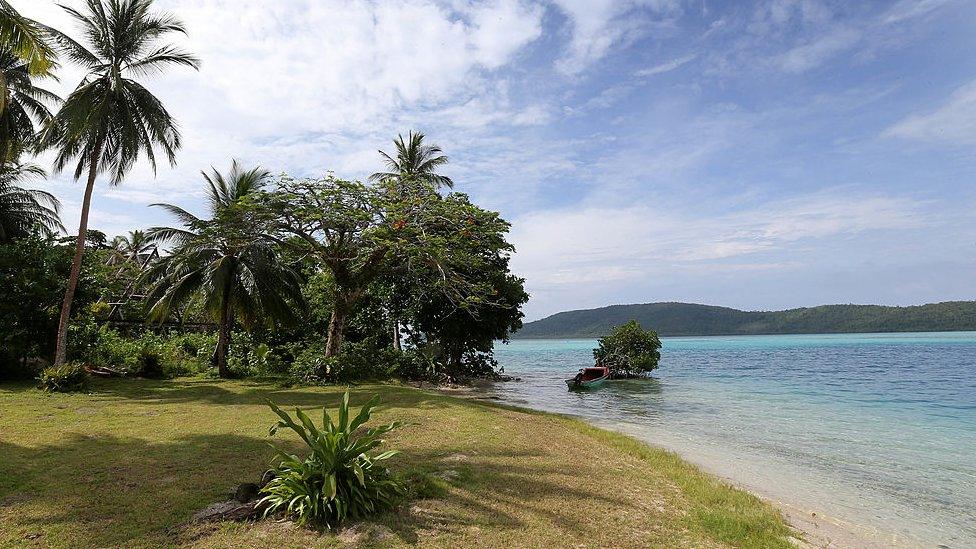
[14,0,976,320]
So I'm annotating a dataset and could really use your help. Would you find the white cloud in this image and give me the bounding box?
[882,0,954,25]
[634,53,696,77]
[510,191,926,290]
[884,79,976,146]
[551,0,680,74]
[775,28,860,73]
[11,0,547,234]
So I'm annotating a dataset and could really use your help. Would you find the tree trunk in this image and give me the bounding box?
[391,317,401,351]
[53,145,103,365]
[324,304,347,360]
[0,70,7,118]
[216,287,232,378]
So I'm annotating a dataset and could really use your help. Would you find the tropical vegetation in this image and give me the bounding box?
[36,361,88,392]
[593,320,662,378]
[0,160,62,242]
[0,0,56,116]
[0,3,811,547]
[144,162,304,378]
[0,0,529,387]
[260,391,405,528]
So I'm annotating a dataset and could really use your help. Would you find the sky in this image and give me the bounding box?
[12,0,976,321]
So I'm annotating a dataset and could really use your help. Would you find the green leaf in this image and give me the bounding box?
[337,391,350,432]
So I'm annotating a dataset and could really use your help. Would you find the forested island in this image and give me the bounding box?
[515,301,976,338]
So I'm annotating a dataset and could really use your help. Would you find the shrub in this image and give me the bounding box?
[38,363,89,392]
[593,320,662,378]
[136,347,164,378]
[259,391,405,528]
[290,341,399,384]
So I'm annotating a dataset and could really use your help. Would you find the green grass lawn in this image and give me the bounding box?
[0,379,795,548]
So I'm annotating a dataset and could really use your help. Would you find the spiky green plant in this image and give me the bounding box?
[260,391,405,528]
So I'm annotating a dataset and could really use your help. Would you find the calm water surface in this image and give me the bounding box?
[488,333,976,547]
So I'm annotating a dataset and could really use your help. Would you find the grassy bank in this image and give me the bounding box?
[0,379,794,548]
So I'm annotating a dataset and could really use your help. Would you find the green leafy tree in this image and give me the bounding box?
[0,160,63,242]
[399,193,527,376]
[144,162,304,378]
[0,236,105,377]
[0,48,59,160]
[369,131,455,350]
[263,176,391,360]
[593,320,662,378]
[262,176,503,366]
[39,0,199,365]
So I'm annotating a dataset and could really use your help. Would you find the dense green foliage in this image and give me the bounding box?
[516,301,976,338]
[0,236,108,377]
[260,391,404,528]
[593,320,661,378]
[37,362,88,392]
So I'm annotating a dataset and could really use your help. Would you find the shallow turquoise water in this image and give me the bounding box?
[489,333,976,547]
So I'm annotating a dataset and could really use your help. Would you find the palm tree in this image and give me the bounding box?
[368,130,455,190]
[40,0,199,365]
[0,159,63,242]
[108,229,155,265]
[0,48,59,161]
[144,162,303,378]
[0,0,56,115]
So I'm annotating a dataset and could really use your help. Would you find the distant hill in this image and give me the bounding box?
[514,301,976,338]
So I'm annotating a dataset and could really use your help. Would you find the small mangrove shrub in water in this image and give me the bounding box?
[259,391,405,528]
[593,320,662,378]
[37,363,89,392]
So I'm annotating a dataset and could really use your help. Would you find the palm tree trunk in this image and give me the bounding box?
[53,144,103,365]
[216,285,232,378]
[0,69,7,119]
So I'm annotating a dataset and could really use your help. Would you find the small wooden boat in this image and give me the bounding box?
[566,366,610,390]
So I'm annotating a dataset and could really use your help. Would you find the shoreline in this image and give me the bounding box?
[435,383,921,549]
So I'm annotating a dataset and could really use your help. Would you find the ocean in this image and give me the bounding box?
[487,333,976,547]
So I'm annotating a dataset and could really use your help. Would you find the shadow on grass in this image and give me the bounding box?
[66,377,477,414]
[0,432,274,547]
[0,434,635,547]
[384,447,635,544]
[0,378,636,547]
